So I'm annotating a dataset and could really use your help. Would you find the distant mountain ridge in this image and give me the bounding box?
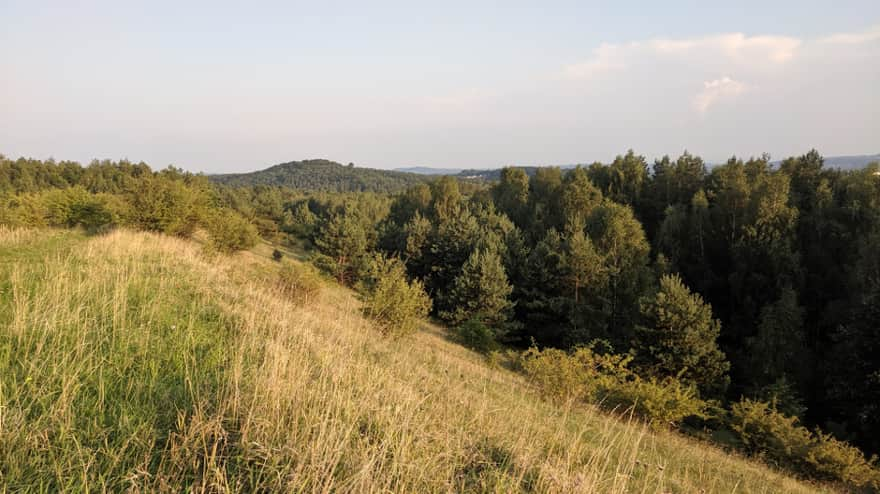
[811,153,880,170]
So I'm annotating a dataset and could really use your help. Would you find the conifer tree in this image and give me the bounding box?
[440,248,513,331]
[636,273,730,396]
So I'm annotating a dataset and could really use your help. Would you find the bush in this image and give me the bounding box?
[7,187,118,233]
[605,376,706,427]
[729,399,880,488]
[520,346,592,402]
[807,431,880,487]
[457,317,497,353]
[520,344,706,426]
[68,199,115,234]
[126,177,206,237]
[272,249,283,262]
[276,262,323,305]
[205,209,259,253]
[358,255,431,337]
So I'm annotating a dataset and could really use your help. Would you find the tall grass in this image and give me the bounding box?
[0,229,827,492]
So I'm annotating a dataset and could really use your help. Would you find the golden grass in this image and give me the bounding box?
[0,229,830,493]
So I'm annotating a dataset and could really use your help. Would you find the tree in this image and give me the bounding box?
[607,150,649,207]
[205,209,259,253]
[126,175,207,237]
[359,254,432,337]
[562,218,604,304]
[636,274,730,396]
[439,248,513,332]
[746,287,806,388]
[585,201,651,345]
[313,208,370,284]
[561,167,603,222]
[492,167,530,226]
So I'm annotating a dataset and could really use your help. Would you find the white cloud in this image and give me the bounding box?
[564,32,801,82]
[649,33,801,63]
[818,25,880,45]
[693,77,747,114]
[562,42,630,79]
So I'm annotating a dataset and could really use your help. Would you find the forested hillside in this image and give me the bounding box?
[2,150,880,490]
[275,149,880,489]
[211,159,429,192]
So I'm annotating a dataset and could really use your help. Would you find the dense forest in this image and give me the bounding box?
[2,150,879,488]
[210,158,430,192]
[293,151,880,452]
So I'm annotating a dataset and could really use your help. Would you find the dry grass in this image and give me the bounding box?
[0,228,829,493]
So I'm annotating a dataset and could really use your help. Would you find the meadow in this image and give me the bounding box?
[0,228,828,492]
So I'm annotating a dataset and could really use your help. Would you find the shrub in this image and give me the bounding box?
[729,399,880,489]
[276,262,323,305]
[358,254,431,337]
[604,376,706,428]
[729,399,814,467]
[457,317,497,353]
[272,249,283,262]
[520,346,587,401]
[520,345,627,403]
[520,344,705,426]
[68,199,115,234]
[807,431,880,487]
[126,177,206,237]
[205,209,259,253]
[10,187,118,233]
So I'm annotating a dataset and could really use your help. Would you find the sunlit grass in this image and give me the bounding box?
[0,229,828,492]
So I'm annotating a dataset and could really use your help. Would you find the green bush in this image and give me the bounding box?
[3,187,119,233]
[276,262,323,305]
[457,317,497,353]
[520,344,705,426]
[125,177,207,237]
[605,376,706,427]
[272,249,283,262]
[205,209,259,253]
[729,399,880,489]
[520,345,628,403]
[358,255,431,337]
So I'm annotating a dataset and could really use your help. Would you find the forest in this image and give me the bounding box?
[2,150,879,488]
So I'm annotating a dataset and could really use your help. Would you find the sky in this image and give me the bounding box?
[1,1,879,173]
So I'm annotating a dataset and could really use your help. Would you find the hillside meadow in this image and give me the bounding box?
[0,228,828,493]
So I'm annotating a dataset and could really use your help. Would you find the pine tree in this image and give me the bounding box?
[314,210,369,284]
[439,248,513,331]
[636,273,730,396]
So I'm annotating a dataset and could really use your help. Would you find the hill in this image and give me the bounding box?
[0,227,828,492]
[210,159,429,192]
[819,153,880,170]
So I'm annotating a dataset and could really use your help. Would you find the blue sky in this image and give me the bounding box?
[2,1,878,172]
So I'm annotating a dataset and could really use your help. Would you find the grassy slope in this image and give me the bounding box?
[0,228,828,493]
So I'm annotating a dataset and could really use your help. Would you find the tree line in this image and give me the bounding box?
[0,155,259,253]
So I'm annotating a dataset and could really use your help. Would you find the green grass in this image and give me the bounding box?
[0,228,832,492]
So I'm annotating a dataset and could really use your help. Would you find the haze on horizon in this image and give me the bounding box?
[2,1,878,174]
